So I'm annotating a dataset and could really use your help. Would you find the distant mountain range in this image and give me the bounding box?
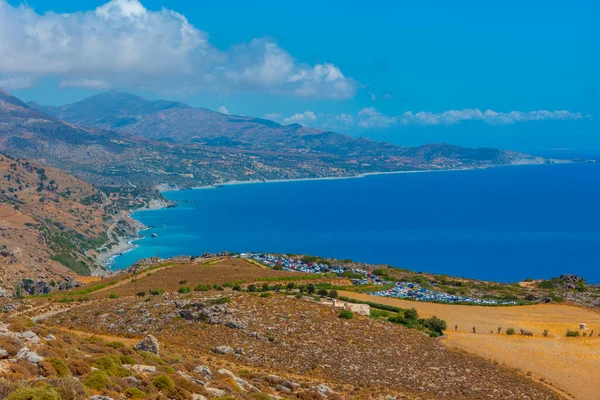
[0,88,546,191]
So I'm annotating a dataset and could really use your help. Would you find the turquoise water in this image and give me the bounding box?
[112,162,600,283]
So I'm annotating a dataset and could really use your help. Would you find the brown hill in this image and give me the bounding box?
[0,152,113,295]
[0,259,560,399]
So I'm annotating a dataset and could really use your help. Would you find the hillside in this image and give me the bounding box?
[0,258,560,400]
[0,152,138,295]
[0,89,544,190]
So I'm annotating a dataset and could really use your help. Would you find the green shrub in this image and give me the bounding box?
[387,315,406,325]
[566,330,580,337]
[404,308,418,321]
[194,284,211,292]
[84,370,111,390]
[152,375,175,391]
[7,387,61,400]
[178,280,187,285]
[119,355,137,365]
[93,355,131,377]
[317,288,328,297]
[136,291,146,297]
[232,285,241,291]
[339,309,354,319]
[47,357,70,377]
[107,293,119,299]
[150,288,165,296]
[506,328,516,335]
[247,284,257,292]
[124,387,146,399]
[178,286,191,294]
[105,341,124,349]
[260,292,271,298]
[422,316,447,334]
[287,283,296,290]
[213,297,230,305]
[328,290,339,299]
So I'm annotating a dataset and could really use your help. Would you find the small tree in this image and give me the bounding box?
[404,308,418,321]
[339,309,354,319]
[328,290,339,299]
[247,284,257,292]
[274,284,281,292]
[506,328,516,335]
[317,288,328,297]
[233,285,242,291]
[287,282,296,290]
[262,283,269,292]
[422,316,447,334]
[307,284,316,294]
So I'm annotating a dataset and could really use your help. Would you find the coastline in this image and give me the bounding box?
[107,159,572,271]
[93,199,172,274]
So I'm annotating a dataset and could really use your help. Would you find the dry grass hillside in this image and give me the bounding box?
[0,259,560,399]
[0,152,112,295]
[341,291,600,400]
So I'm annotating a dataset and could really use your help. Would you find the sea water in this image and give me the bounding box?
[111,162,600,283]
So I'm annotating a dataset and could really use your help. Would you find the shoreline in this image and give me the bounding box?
[166,158,564,192]
[107,160,576,272]
[94,199,172,274]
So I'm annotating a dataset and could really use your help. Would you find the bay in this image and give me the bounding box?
[112,162,600,283]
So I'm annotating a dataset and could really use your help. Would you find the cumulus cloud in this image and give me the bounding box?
[357,107,398,128]
[264,112,280,120]
[217,106,229,114]
[0,0,356,98]
[283,111,317,125]
[352,108,587,128]
[399,109,585,126]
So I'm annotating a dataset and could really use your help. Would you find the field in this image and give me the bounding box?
[340,291,600,400]
[84,258,333,299]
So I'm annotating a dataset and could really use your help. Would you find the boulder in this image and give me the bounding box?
[123,364,156,374]
[16,347,44,364]
[193,365,212,380]
[212,346,234,355]
[205,388,226,397]
[0,349,9,359]
[133,334,160,356]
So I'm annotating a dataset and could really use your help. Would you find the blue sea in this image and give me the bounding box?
[112,157,600,283]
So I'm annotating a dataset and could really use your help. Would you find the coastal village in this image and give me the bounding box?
[240,253,517,305]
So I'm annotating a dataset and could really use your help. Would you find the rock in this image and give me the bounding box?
[17,331,40,343]
[123,364,156,374]
[177,370,206,386]
[193,365,212,380]
[205,387,226,397]
[212,346,234,355]
[2,303,16,313]
[89,396,114,400]
[16,347,44,364]
[0,349,9,359]
[314,384,334,398]
[234,347,244,355]
[191,395,208,400]
[44,334,57,341]
[133,334,160,356]
[225,318,247,330]
[217,369,256,392]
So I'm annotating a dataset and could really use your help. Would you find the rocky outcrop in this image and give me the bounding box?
[133,334,160,356]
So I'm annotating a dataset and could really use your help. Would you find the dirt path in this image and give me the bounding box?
[340,291,600,400]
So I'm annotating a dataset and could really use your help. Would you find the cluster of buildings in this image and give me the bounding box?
[239,253,514,305]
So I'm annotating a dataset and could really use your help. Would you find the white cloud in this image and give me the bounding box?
[0,74,36,90]
[357,107,398,128]
[0,0,356,98]
[59,79,110,89]
[335,113,354,126]
[217,106,229,114]
[283,111,317,125]
[264,112,280,120]
[399,109,585,125]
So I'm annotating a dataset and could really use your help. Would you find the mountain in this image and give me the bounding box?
[3,89,545,192]
[0,151,112,294]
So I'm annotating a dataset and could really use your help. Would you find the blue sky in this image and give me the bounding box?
[1,0,599,150]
